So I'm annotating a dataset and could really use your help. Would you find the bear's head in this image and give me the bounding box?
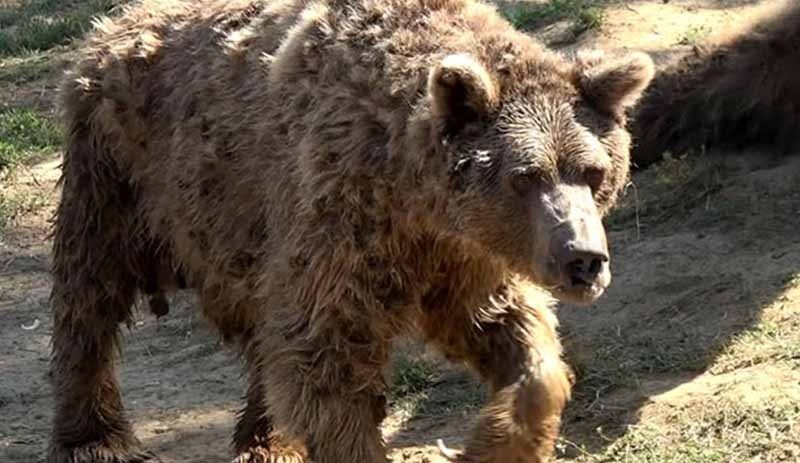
[427,50,654,305]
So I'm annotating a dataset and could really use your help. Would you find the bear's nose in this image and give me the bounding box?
[558,241,609,287]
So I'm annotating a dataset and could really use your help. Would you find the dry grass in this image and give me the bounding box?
[712,276,800,374]
[564,397,800,462]
[606,153,728,235]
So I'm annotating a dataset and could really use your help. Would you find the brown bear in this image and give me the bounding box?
[630,1,800,168]
[48,0,653,462]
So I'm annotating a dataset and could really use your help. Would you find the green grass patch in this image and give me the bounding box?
[0,0,62,28]
[0,0,119,56]
[503,0,605,33]
[0,108,62,171]
[390,355,439,398]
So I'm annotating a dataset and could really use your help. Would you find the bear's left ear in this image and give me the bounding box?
[428,53,498,134]
[572,50,655,116]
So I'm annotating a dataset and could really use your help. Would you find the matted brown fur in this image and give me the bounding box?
[48,0,653,461]
[630,1,800,168]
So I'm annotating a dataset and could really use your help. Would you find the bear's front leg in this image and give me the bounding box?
[420,285,572,463]
[258,315,391,463]
[449,360,571,463]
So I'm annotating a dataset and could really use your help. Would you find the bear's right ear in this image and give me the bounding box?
[572,50,655,116]
[428,53,498,135]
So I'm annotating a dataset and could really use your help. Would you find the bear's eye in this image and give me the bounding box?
[585,168,605,193]
[511,172,537,196]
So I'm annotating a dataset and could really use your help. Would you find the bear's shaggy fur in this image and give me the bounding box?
[630,1,800,168]
[48,0,653,461]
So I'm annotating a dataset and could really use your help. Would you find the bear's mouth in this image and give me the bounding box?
[571,275,590,288]
[552,281,607,305]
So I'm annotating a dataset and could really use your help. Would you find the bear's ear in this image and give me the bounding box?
[573,50,655,116]
[428,53,498,134]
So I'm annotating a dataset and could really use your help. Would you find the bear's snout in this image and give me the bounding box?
[555,238,610,302]
[536,183,611,305]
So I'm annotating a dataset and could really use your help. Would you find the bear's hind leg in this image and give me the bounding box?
[49,284,162,463]
[48,109,161,462]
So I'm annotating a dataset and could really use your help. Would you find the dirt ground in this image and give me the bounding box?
[2,1,799,462]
